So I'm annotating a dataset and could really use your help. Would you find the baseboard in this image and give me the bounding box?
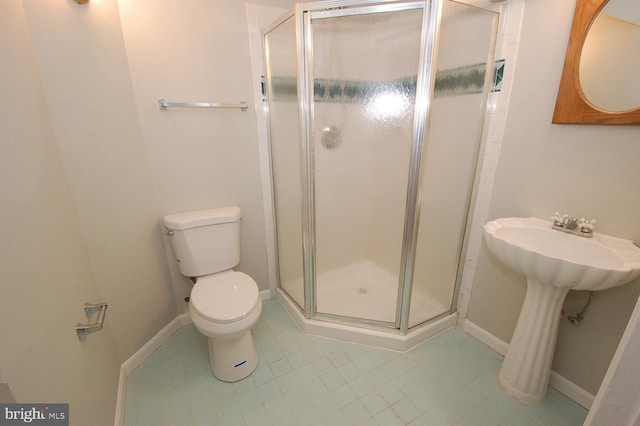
[462,319,509,355]
[462,319,594,409]
[259,289,272,301]
[113,292,272,426]
[548,371,594,410]
[114,313,191,426]
[122,314,191,375]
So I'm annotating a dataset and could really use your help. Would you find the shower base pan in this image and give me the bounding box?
[276,260,457,352]
[315,260,451,326]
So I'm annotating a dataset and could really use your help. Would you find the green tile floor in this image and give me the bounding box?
[124,299,587,425]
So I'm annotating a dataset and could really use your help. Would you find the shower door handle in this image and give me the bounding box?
[75,302,108,341]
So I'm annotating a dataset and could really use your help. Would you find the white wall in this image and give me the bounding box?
[1,2,123,423]
[118,0,272,313]
[1,0,287,423]
[7,0,638,420]
[466,0,640,396]
[21,0,178,363]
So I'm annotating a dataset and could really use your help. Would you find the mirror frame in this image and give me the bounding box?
[553,0,640,125]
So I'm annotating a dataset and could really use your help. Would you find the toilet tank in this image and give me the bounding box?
[163,206,241,277]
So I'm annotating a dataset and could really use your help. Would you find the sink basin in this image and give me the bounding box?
[484,217,640,291]
[483,217,640,404]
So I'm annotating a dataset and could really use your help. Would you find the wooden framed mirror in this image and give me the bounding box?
[553,0,640,125]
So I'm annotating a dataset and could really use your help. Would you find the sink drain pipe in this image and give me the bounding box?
[567,291,593,325]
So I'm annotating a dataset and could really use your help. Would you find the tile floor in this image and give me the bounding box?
[124,299,587,425]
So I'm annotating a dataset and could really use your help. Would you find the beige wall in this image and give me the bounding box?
[1,2,122,424]
[118,0,274,312]
[1,0,289,423]
[467,0,640,395]
[22,0,178,363]
[7,0,639,421]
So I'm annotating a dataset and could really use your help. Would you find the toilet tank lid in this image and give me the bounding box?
[163,206,241,230]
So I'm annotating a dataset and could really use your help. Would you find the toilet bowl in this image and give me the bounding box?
[188,270,262,382]
[162,206,262,382]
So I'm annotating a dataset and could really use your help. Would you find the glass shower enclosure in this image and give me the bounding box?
[264,0,500,335]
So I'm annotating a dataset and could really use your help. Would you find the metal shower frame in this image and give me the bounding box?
[263,0,501,334]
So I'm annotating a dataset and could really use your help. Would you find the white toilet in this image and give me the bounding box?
[163,206,262,382]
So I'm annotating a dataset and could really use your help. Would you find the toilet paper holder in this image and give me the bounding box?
[75,302,108,341]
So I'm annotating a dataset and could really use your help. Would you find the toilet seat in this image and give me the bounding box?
[190,270,259,324]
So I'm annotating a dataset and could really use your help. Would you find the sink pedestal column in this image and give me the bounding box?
[498,278,569,404]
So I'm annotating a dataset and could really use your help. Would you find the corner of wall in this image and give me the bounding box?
[457,0,525,324]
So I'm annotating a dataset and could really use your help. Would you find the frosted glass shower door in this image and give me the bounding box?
[409,1,499,327]
[264,16,306,309]
[311,7,424,325]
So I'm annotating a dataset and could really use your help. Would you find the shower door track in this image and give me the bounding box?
[313,309,456,334]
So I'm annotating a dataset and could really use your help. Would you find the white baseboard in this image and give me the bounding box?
[548,371,594,410]
[114,313,191,426]
[114,292,272,425]
[121,313,192,375]
[259,289,272,301]
[462,319,594,409]
[462,319,509,355]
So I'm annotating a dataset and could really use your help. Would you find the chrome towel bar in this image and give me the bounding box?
[158,99,248,111]
[76,302,108,341]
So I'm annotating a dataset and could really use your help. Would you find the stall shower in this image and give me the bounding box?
[264,0,500,345]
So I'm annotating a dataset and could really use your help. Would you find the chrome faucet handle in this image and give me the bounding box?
[551,214,594,238]
[551,212,564,225]
[579,219,596,233]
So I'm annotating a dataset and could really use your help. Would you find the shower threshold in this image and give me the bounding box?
[276,287,457,352]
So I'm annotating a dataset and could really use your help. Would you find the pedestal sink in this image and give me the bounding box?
[483,217,640,404]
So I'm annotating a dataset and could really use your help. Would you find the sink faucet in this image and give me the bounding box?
[551,212,595,238]
[564,217,578,231]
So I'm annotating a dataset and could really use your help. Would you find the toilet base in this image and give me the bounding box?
[208,331,258,382]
